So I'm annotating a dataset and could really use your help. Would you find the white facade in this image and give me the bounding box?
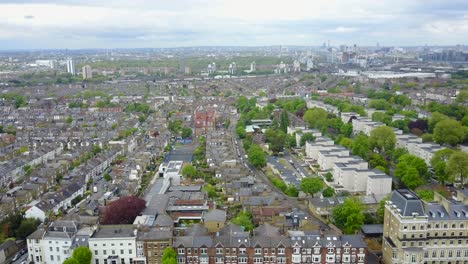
[89,228,139,264]
[27,221,79,264]
[305,137,334,160]
[25,204,47,222]
[66,59,75,75]
[366,175,393,196]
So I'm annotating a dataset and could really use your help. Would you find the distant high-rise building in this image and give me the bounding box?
[82,65,92,79]
[208,62,216,74]
[66,59,75,75]
[250,61,256,72]
[228,62,237,75]
[184,66,192,75]
[293,60,301,72]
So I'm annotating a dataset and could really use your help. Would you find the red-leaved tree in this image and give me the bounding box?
[102,196,146,224]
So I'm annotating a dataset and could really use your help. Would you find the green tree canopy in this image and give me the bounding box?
[431,148,456,184]
[433,119,464,146]
[181,164,197,179]
[428,112,449,132]
[265,129,286,153]
[339,137,353,149]
[416,190,434,202]
[247,144,267,168]
[395,154,427,189]
[369,99,391,110]
[181,127,193,139]
[446,151,468,185]
[303,108,328,130]
[232,210,254,231]
[351,133,370,159]
[72,246,93,264]
[300,177,324,196]
[369,126,396,154]
[300,132,316,147]
[162,247,177,264]
[279,110,289,133]
[333,197,365,234]
[322,187,335,197]
[63,258,80,264]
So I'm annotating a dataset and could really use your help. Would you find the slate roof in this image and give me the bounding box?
[389,189,425,217]
[202,209,227,222]
[361,224,384,235]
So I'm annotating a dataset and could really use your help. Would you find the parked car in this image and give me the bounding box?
[12,253,21,261]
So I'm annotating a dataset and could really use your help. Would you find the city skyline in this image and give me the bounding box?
[0,0,467,49]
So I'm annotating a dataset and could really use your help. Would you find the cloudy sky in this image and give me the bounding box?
[0,0,467,49]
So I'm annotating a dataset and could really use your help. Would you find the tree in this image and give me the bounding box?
[16,218,40,240]
[232,210,254,231]
[279,110,289,133]
[339,137,353,149]
[181,164,197,179]
[352,133,370,159]
[325,172,333,182]
[285,185,299,197]
[372,112,391,125]
[433,119,464,146]
[300,132,316,147]
[265,130,286,153]
[368,153,388,173]
[416,190,434,202]
[181,127,192,139]
[103,173,112,182]
[446,152,468,185]
[63,258,80,264]
[369,126,396,154]
[162,248,177,264]
[303,108,327,130]
[422,133,433,142]
[340,123,353,137]
[103,196,146,224]
[409,119,428,133]
[247,144,267,168]
[236,127,246,139]
[391,148,408,163]
[402,167,424,190]
[396,154,429,179]
[332,197,365,234]
[66,116,73,124]
[428,112,449,132]
[431,148,456,184]
[376,195,390,224]
[300,177,324,196]
[168,119,183,133]
[369,99,391,110]
[322,187,335,197]
[72,246,93,264]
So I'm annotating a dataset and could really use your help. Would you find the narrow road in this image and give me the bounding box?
[231,117,331,231]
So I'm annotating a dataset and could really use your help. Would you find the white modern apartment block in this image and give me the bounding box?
[66,59,75,75]
[307,137,392,196]
[305,137,334,160]
[89,225,145,264]
[27,221,81,264]
[396,134,444,165]
[289,125,322,147]
[352,117,384,136]
[367,175,393,196]
[82,65,93,79]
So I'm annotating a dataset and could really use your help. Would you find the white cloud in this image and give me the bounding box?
[326,27,359,33]
[0,0,466,48]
